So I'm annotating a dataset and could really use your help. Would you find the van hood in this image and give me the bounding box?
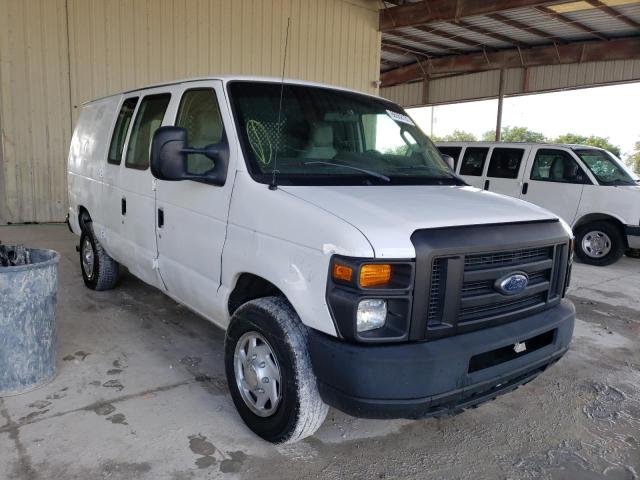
[280,185,558,258]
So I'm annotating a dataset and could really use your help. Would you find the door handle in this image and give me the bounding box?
[157,208,164,228]
[522,182,529,195]
[484,179,490,190]
[121,197,126,215]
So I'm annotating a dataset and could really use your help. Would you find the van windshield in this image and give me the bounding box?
[228,81,462,186]
[574,148,637,186]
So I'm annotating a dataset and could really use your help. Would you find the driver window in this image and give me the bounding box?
[175,88,225,175]
[531,149,587,184]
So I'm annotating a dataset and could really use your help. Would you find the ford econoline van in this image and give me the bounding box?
[436,141,640,266]
[67,77,575,443]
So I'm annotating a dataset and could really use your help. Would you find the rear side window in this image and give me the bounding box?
[487,148,525,179]
[175,89,225,175]
[459,147,489,176]
[437,146,462,169]
[108,97,138,165]
[531,149,589,184]
[125,94,171,170]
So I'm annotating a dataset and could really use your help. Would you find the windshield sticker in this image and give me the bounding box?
[386,110,415,126]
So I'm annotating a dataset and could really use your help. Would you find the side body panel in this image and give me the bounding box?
[519,146,585,225]
[485,146,530,197]
[153,80,237,322]
[67,96,120,236]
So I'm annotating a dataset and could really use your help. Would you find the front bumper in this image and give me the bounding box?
[308,299,575,419]
[625,225,640,249]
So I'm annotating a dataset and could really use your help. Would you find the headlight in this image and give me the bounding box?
[356,299,387,332]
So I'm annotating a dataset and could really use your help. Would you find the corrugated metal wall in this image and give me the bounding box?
[0,0,73,223]
[0,0,380,223]
[381,59,640,107]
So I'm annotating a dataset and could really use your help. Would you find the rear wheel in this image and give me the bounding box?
[225,296,328,443]
[575,221,624,267]
[80,224,119,290]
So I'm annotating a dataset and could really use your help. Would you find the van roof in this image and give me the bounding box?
[435,141,608,152]
[81,75,381,106]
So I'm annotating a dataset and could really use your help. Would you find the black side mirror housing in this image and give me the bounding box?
[441,154,455,171]
[150,126,229,186]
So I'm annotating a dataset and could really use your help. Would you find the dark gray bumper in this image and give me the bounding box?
[308,299,575,419]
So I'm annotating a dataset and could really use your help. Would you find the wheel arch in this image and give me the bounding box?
[77,206,92,232]
[573,213,627,247]
[228,272,288,317]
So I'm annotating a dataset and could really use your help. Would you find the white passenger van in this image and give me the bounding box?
[68,77,575,443]
[436,141,640,266]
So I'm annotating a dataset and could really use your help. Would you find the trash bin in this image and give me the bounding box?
[0,246,60,396]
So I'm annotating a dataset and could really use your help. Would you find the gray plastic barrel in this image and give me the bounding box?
[0,248,59,396]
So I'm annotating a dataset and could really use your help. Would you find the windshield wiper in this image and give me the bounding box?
[304,161,390,182]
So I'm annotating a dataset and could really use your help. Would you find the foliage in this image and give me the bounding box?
[383,145,410,156]
[553,133,621,157]
[626,141,640,174]
[442,129,477,141]
[482,126,547,143]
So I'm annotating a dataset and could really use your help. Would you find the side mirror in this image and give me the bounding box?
[150,126,228,186]
[441,154,455,171]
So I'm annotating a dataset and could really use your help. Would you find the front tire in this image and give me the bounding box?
[575,221,625,267]
[225,296,328,444]
[80,225,120,290]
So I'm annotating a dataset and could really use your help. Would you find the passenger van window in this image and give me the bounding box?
[531,149,588,184]
[125,94,171,170]
[108,97,138,165]
[459,147,489,176]
[176,89,225,175]
[487,148,524,179]
[437,147,462,169]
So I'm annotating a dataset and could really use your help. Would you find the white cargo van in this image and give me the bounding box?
[436,141,640,266]
[68,77,575,443]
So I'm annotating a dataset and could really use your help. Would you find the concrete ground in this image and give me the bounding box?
[0,224,639,480]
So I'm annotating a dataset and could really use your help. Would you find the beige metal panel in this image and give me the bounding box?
[381,68,523,107]
[0,0,72,223]
[66,0,380,114]
[380,81,424,107]
[0,0,380,223]
[382,60,640,107]
[525,59,640,92]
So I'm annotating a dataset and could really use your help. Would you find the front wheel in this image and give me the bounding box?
[80,225,120,290]
[575,221,625,267]
[224,296,328,443]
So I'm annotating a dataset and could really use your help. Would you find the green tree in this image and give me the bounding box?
[443,129,477,141]
[626,140,640,174]
[482,126,547,143]
[553,133,621,157]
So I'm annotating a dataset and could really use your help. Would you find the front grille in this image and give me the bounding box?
[427,258,443,325]
[460,292,546,322]
[461,271,547,297]
[424,241,568,337]
[464,246,552,270]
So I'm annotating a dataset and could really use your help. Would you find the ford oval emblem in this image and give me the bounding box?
[495,272,529,296]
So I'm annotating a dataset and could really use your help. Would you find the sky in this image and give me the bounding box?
[407,82,640,158]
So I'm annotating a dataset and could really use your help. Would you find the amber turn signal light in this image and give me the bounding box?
[332,263,353,282]
[359,264,392,287]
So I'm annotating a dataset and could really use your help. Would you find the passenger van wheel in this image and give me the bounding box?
[79,226,120,290]
[575,221,624,267]
[224,296,328,444]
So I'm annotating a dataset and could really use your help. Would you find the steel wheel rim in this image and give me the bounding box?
[81,237,95,279]
[234,331,282,417]
[582,230,612,259]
